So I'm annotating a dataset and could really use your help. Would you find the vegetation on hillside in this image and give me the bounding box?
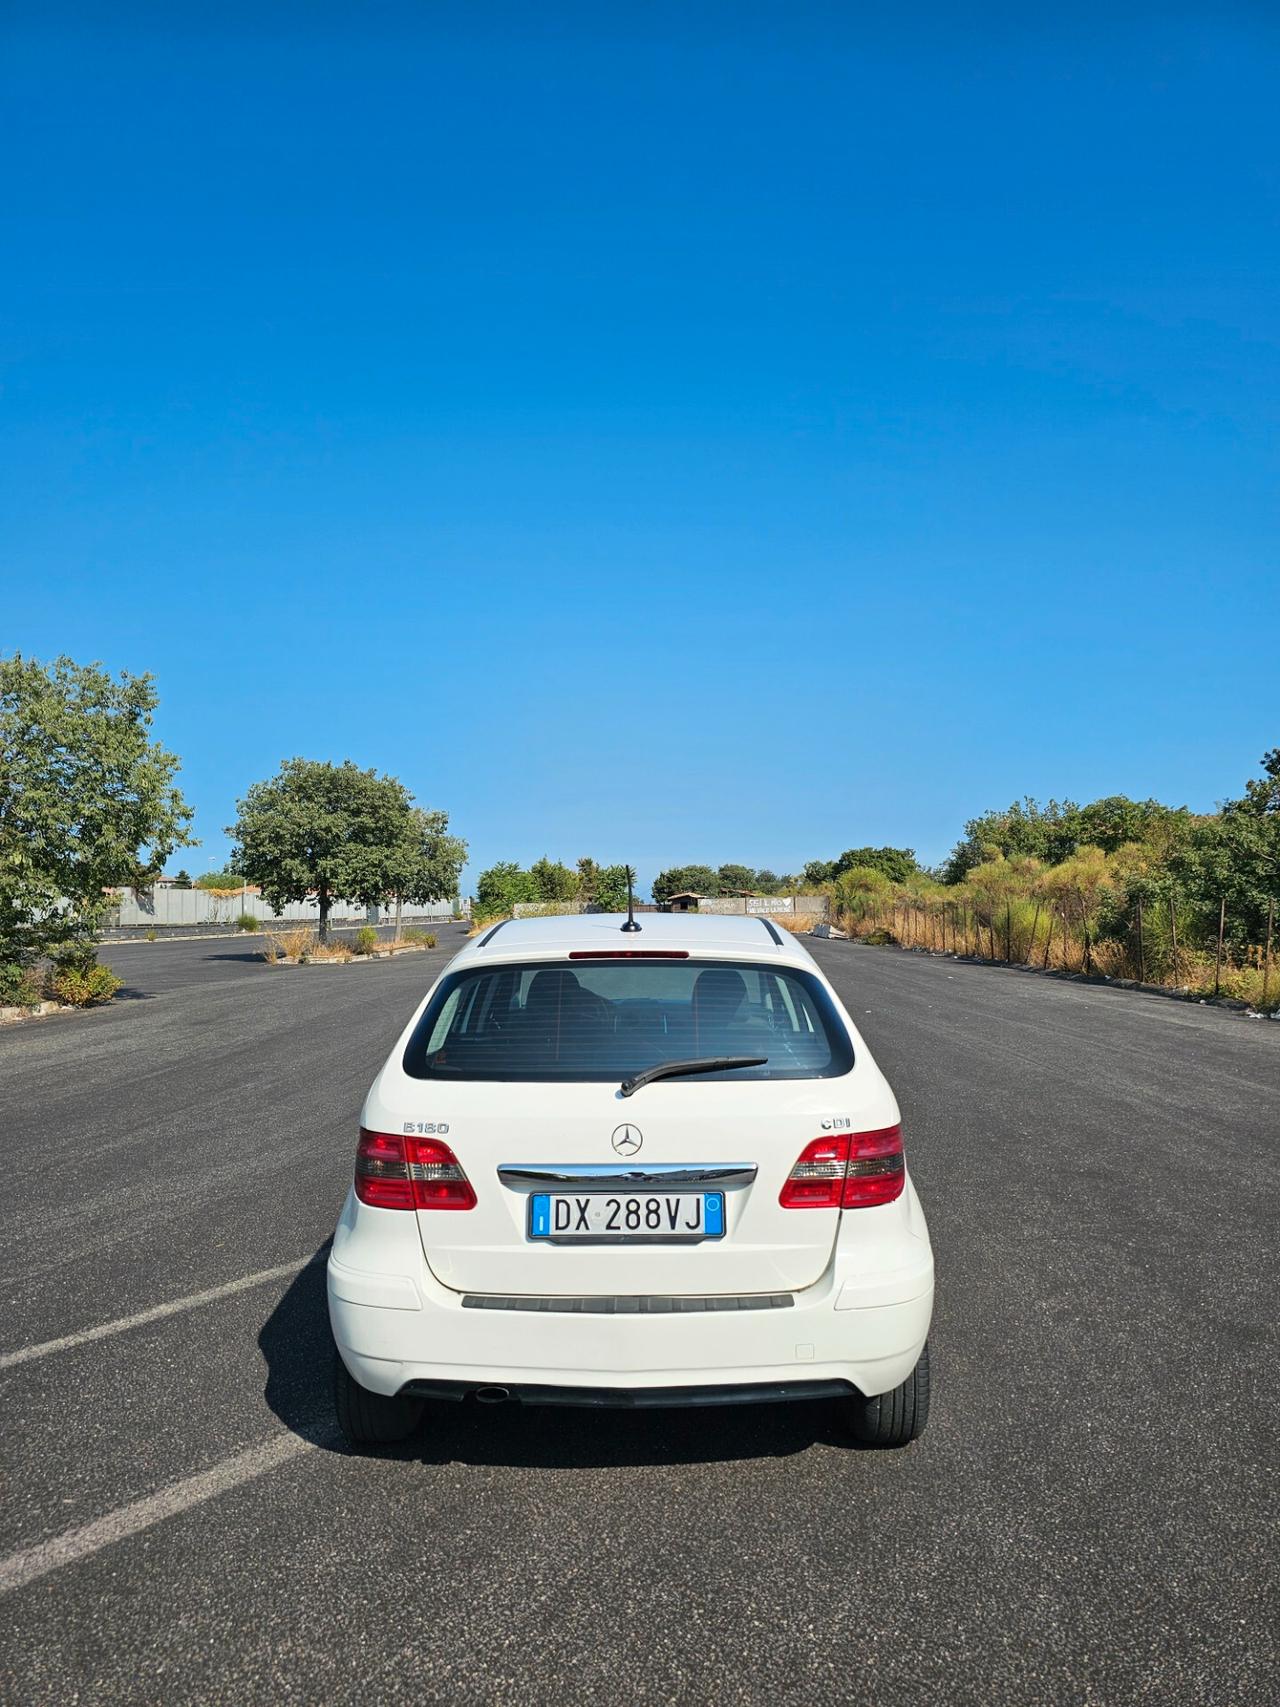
[827,755,1279,1011]
[472,856,634,925]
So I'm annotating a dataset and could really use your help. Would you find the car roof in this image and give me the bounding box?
[453,911,820,971]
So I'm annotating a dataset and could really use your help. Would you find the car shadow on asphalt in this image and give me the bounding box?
[260,1247,846,1467]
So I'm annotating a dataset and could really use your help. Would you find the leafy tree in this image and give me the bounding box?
[196,868,246,892]
[805,847,919,887]
[593,864,633,912]
[384,808,467,934]
[941,801,1071,882]
[652,865,721,905]
[530,856,579,902]
[1074,796,1189,855]
[0,653,192,976]
[942,796,1192,883]
[171,869,193,889]
[475,861,537,918]
[717,863,756,893]
[1174,750,1280,944]
[229,759,417,940]
[837,847,919,885]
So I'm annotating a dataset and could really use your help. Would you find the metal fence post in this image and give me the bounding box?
[1214,895,1225,997]
[1264,897,1274,1011]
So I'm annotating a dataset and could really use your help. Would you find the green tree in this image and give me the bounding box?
[384,808,467,935]
[530,856,579,902]
[835,846,919,885]
[196,868,245,892]
[1174,749,1280,945]
[804,846,918,887]
[1074,796,1189,855]
[942,800,1077,882]
[475,862,537,918]
[652,865,721,905]
[717,863,756,893]
[0,653,192,976]
[228,759,416,940]
[593,864,633,911]
[171,869,193,889]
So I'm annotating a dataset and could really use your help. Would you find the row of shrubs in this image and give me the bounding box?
[263,925,438,963]
[827,860,1278,1012]
[0,947,123,1010]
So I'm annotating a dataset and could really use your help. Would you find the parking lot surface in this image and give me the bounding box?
[1,930,1276,1704]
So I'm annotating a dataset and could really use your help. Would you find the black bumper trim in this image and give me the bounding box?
[398,1378,856,1409]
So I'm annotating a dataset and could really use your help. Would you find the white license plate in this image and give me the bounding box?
[529,1192,725,1241]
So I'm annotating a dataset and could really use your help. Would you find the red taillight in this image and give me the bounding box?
[779,1136,849,1208]
[842,1125,905,1208]
[354,1129,476,1211]
[779,1125,905,1210]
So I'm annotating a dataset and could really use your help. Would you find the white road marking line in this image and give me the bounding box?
[0,1420,340,1597]
[0,1255,323,1372]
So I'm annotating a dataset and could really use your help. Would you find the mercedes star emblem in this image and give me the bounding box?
[611,1124,643,1156]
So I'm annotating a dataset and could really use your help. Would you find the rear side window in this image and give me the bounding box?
[402,958,854,1082]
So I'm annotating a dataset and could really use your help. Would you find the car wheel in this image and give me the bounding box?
[843,1341,931,1448]
[333,1351,424,1449]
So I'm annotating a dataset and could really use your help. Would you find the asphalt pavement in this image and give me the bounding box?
[0,930,1276,1705]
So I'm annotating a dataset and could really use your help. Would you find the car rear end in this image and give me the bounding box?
[328,914,934,1441]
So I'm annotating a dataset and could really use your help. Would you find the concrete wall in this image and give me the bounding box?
[696,894,829,919]
[105,888,457,929]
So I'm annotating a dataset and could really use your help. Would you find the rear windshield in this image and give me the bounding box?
[402,958,853,1083]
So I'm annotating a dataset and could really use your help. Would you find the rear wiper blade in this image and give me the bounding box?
[619,1056,767,1098]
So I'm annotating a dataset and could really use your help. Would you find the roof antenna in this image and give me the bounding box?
[621,866,642,932]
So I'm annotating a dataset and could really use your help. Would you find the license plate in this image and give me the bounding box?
[529,1192,724,1242]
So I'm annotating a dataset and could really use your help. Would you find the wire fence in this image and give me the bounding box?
[837,892,1277,1012]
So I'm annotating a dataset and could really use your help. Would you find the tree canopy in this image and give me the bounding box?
[0,653,192,977]
[228,759,463,937]
[803,847,921,887]
[530,856,579,902]
[473,855,635,918]
[939,797,1190,884]
[651,865,722,904]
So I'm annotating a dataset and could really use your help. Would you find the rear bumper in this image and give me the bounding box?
[401,1378,857,1408]
[328,1204,934,1402]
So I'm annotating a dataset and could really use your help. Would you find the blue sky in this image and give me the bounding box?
[4,3,1277,894]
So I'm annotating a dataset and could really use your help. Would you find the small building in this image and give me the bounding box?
[662,892,707,913]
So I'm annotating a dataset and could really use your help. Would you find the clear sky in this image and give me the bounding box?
[4,3,1277,894]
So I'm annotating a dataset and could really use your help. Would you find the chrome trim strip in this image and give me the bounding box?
[462,1292,794,1314]
[496,1163,758,1192]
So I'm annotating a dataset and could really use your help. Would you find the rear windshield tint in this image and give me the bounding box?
[402,958,853,1083]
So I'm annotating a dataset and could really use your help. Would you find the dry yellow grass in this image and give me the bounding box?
[264,925,316,962]
[308,941,354,963]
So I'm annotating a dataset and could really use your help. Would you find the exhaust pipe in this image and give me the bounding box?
[473,1385,511,1405]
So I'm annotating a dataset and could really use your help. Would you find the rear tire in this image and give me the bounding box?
[334,1351,424,1449]
[843,1342,931,1448]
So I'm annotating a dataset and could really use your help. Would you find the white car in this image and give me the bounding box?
[328,911,934,1449]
